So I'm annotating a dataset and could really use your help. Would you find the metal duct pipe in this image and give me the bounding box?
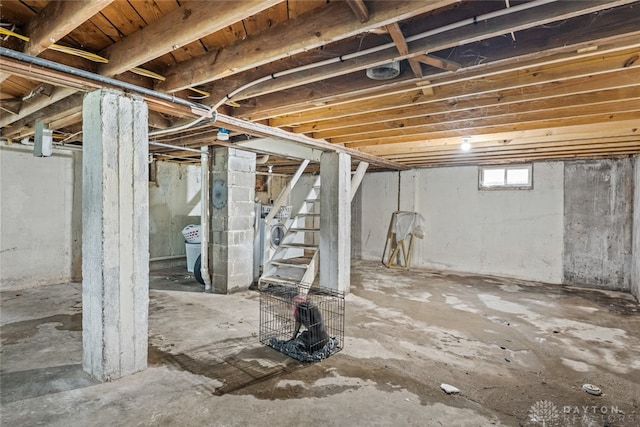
[148,141,202,153]
[0,46,213,118]
[200,146,213,292]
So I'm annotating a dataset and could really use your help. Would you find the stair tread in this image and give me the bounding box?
[259,276,300,285]
[272,256,313,264]
[280,242,319,249]
[270,261,310,269]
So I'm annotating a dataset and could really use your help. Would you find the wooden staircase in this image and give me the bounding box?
[259,175,321,291]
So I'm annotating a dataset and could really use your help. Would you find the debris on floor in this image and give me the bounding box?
[440,383,460,394]
[582,383,603,396]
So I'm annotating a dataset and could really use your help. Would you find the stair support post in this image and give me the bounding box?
[320,151,351,293]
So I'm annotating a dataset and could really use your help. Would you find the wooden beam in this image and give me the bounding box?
[1,93,84,138]
[0,98,22,115]
[235,0,639,120]
[384,137,640,159]
[292,70,640,135]
[361,119,640,156]
[268,46,640,127]
[394,148,640,167]
[157,0,459,92]
[148,111,172,130]
[215,113,409,170]
[346,0,370,23]
[350,161,369,201]
[228,0,636,106]
[349,111,640,149]
[415,54,460,72]
[314,86,640,140]
[0,54,204,119]
[401,150,640,168]
[234,137,324,162]
[0,0,114,85]
[359,116,640,157]
[239,33,640,121]
[98,0,281,77]
[0,87,77,128]
[25,0,115,56]
[386,23,423,78]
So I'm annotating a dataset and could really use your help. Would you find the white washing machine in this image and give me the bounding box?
[266,218,286,261]
[253,203,286,282]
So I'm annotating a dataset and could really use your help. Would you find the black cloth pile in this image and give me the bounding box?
[268,336,340,362]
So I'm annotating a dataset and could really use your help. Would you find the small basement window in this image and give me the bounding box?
[479,164,533,190]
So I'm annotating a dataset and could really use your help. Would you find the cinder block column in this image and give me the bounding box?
[211,147,256,293]
[320,151,351,293]
[82,89,149,381]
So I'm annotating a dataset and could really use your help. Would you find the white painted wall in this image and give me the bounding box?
[0,146,81,290]
[0,150,204,288]
[356,163,565,283]
[149,161,201,259]
[357,171,399,260]
[632,155,640,300]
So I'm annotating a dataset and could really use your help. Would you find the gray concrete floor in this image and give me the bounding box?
[1,260,639,426]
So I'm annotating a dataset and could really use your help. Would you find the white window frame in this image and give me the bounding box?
[478,164,533,190]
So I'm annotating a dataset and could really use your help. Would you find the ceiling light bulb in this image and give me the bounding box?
[461,141,471,151]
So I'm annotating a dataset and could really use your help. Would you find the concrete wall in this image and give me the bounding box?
[0,147,204,288]
[355,163,565,283]
[354,158,640,289]
[0,145,82,290]
[563,159,634,291]
[631,155,640,300]
[149,161,201,260]
[356,171,400,260]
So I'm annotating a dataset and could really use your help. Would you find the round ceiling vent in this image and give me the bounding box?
[366,61,401,80]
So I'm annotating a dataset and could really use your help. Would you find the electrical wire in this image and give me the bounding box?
[212,0,557,109]
[0,27,209,97]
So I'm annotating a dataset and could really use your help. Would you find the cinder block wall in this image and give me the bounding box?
[211,148,256,293]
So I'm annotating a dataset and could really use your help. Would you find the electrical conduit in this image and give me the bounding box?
[200,146,213,292]
[213,0,557,109]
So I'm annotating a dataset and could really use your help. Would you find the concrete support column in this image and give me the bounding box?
[320,151,351,293]
[632,155,640,300]
[563,159,633,290]
[211,148,256,293]
[82,89,149,381]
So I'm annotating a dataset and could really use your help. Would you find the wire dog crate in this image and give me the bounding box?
[259,284,344,362]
